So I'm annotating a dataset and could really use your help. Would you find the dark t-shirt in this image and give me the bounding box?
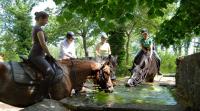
[29,26,47,57]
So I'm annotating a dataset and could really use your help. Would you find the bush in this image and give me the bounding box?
[159,51,177,74]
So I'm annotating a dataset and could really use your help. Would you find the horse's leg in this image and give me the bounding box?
[145,57,158,82]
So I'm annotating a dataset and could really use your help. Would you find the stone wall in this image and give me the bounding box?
[176,53,200,111]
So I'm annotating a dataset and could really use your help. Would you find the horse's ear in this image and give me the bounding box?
[106,61,110,65]
[113,55,118,60]
[108,54,111,60]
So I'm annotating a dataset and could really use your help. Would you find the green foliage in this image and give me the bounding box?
[45,10,101,57]
[115,65,130,77]
[159,50,177,74]
[0,0,40,60]
[48,44,60,59]
[156,0,200,47]
[108,27,126,66]
[54,0,174,32]
[0,32,20,61]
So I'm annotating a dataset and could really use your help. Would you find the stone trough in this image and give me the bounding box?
[22,75,184,111]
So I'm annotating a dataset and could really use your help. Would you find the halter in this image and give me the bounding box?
[99,64,106,81]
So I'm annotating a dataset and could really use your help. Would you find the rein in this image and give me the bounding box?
[99,64,106,81]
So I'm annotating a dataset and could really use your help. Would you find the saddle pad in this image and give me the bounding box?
[10,62,38,85]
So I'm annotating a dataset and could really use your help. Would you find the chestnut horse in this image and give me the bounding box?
[0,59,113,107]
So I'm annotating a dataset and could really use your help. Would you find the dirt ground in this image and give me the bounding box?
[0,102,23,111]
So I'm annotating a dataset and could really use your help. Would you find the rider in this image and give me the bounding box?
[129,28,161,75]
[95,32,111,57]
[95,32,117,84]
[28,11,56,98]
[59,31,76,60]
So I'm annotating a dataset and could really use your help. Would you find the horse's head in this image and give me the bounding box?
[94,57,114,93]
[98,55,118,78]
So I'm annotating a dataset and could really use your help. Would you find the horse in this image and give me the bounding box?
[126,52,159,87]
[0,58,113,107]
[81,55,118,85]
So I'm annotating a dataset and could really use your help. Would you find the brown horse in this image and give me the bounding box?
[126,52,158,86]
[0,59,113,107]
[82,55,118,85]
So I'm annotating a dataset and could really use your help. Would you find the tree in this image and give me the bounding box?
[0,0,44,59]
[45,10,101,57]
[53,0,176,64]
[156,0,200,47]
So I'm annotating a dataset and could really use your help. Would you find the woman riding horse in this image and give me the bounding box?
[126,28,161,86]
[0,58,113,107]
[28,11,57,98]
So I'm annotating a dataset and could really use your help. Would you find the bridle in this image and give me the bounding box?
[96,61,111,90]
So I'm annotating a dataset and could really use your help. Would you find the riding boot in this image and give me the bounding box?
[156,58,162,75]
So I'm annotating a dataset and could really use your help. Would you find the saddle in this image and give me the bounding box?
[9,56,43,85]
[10,55,63,85]
[9,62,42,85]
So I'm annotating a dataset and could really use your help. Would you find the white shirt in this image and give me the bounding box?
[59,38,76,59]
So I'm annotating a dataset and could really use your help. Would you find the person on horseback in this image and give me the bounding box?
[95,32,111,57]
[59,31,77,60]
[28,11,57,98]
[95,32,117,85]
[129,28,161,75]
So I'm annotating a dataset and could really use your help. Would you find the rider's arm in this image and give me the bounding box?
[149,43,153,59]
[141,44,147,52]
[108,43,111,55]
[37,31,51,56]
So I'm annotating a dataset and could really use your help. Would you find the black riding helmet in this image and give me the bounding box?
[66,31,75,39]
[140,28,148,33]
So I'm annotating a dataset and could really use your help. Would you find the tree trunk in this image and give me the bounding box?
[82,34,89,57]
[108,28,126,66]
[178,45,182,56]
[173,45,178,55]
[184,38,191,55]
[125,33,130,64]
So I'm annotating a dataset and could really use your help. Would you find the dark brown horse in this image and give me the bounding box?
[126,53,158,86]
[0,59,113,107]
